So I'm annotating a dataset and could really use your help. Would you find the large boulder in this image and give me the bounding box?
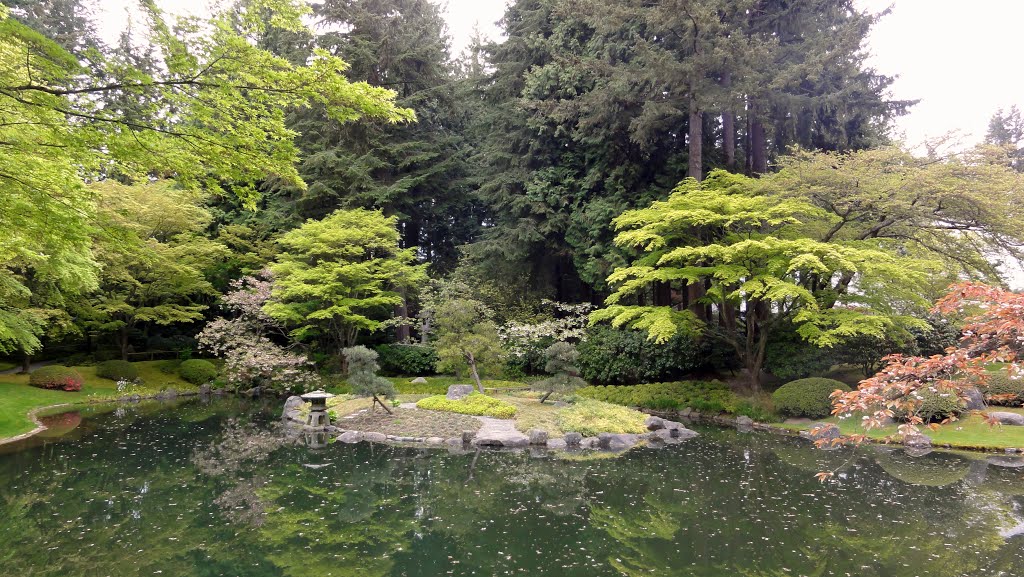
[281,396,305,422]
[446,384,475,400]
[410,377,429,384]
[736,415,754,427]
[987,411,1024,426]
[963,387,986,410]
[903,433,932,449]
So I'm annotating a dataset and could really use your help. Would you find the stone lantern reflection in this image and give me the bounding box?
[301,390,334,430]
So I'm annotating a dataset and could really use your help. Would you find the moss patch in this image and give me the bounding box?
[335,407,481,438]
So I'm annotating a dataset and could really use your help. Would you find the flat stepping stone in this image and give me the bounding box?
[398,402,418,409]
[472,416,529,448]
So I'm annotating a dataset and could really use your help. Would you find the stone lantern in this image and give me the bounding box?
[301,390,334,429]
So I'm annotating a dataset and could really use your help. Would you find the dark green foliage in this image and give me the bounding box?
[898,387,966,423]
[29,365,83,391]
[532,342,587,402]
[764,329,835,381]
[577,326,703,386]
[771,378,851,419]
[157,359,182,375]
[343,346,396,399]
[95,360,138,381]
[578,381,740,414]
[981,372,1024,406]
[374,344,438,376]
[178,359,219,385]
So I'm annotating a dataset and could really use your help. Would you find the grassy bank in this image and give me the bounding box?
[0,361,199,440]
[779,407,1024,451]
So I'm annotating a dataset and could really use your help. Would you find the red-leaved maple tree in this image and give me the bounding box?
[815,283,1024,470]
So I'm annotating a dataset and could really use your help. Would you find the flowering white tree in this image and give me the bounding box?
[198,270,321,393]
[499,301,595,373]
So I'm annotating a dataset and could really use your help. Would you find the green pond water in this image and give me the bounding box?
[2,399,1024,577]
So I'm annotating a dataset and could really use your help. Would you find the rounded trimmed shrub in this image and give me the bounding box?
[178,359,218,385]
[96,360,138,381]
[29,365,84,392]
[901,387,965,422]
[981,372,1024,406]
[771,378,851,419]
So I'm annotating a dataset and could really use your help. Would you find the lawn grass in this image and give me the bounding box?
[0,361,198,441]
[780,407,1024,450]
[0,360,17,372]
[507,396,564,435]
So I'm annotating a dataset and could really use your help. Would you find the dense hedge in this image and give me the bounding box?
[416,392,516,418]
[580,381,737,413]
[577,326,704,386]
[29,366,84,392]
[374,344,439,376]
[178,359,218,385]
[982,372,1024,406]
[771,378,851,419]
[96,360,138,381]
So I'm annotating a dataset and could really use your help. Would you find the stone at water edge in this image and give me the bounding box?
[198,384,212,396]
[461,430,476,445]
[547,438,567,450]
[363,432,388,443]
[800,422,841,444]
[735,415,754,427]
[410,377,428,384]
[645,416,665,430]
[424,437,445,445]
[282,396,305,422]
[338,431,363,444]
[903,433,932,448]
[446,384,475,400]
[528,429,549,445]
[564,432,583,448]
[987,411,1024,426]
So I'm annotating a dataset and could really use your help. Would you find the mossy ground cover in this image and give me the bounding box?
[0,361,199,441]
[334,406,482,438]
[781,407,1024,450]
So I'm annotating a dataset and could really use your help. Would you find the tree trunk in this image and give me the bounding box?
[372,394,393,414]
[540,391,553,404]
[119,326,129,361]
[653,281,672,307]
[688,98,703,181]
[467,352,484,393]
[722,72,736,170]
[394,290,411,344]
[750,99,768,175]
[21,354,30,374]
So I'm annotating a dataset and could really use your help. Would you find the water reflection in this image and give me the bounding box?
[1,400,1023,576]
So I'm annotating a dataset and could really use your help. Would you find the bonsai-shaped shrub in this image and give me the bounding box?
[96,360,138,381]
[29,366,84,392]
[178,359,219,385]
[533,342,587,403]
[981,371,1024,406]
[772,378,851,419]
[896,386,966,423]
[344,346,396,413]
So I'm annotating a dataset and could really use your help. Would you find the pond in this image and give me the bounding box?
[2,398,1024,577]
